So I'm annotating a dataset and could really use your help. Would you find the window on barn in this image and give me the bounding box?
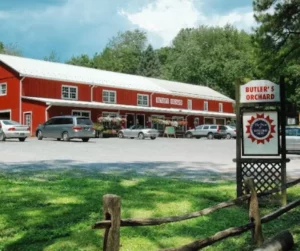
[219,103,223,112]
[204,101,208,111]
[103,90,116,103]
[137,94,149,106]
[0,83,7,96]
[72,110,91,118]
[62,85,78,100]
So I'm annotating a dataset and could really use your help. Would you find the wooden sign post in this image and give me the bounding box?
[234,78,289,205]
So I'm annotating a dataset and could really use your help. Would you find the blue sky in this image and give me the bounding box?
[0,0,254,61]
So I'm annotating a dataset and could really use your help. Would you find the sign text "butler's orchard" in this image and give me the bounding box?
[240,80,280,103]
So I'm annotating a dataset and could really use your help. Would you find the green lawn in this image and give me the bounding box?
[0,169,299,251]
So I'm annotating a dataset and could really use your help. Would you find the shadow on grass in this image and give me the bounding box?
[0,160,299,250]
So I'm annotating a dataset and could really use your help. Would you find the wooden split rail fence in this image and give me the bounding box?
[93,178,300,251]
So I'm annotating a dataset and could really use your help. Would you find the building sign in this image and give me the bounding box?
[155,97,183,106]
[240,80,280,103]
[170,99,183,106]
[242,111,279,155]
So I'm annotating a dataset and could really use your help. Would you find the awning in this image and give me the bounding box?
[22,96,236,118]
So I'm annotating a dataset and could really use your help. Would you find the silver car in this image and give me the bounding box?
[286,126,300,153]
[36,116,95,142]
[185,124,227,139]
[224,125,237,139]
[0,120,30,142]
[118,125,159,140]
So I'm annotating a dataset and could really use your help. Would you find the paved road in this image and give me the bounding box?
[1,137,300,182]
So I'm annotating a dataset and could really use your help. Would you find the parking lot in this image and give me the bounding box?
[1,137,300,182]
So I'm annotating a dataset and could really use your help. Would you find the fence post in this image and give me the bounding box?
[103,194,121,251]
[244,177,264,247]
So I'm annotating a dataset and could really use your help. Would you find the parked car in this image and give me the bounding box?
[285,126,300,153]
[224,125,237,139]
[0,120,30,141]
[35,116,95,142]
[118,125,159,140]
[185,124,227,139]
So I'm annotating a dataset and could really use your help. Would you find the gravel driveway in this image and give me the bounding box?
[1,137,300,182]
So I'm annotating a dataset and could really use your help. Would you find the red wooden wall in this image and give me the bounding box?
[0,63,20,122]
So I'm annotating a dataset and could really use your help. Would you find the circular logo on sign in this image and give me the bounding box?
[246,113,276,144]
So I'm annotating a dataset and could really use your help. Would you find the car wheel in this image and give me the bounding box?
[19,138,26,142]
[118,132,124,138]
[57,138,61,141]
[37,130,43,140]
[62,132,70,141]
[150,136,156,140]
[207,133,214,139]
[130,137,134,139]
[82,138,89,142]
[226,133,232,139]
[0,133,6,141]
[186,132,193,138]
[195,136,200,139]
[138,132,145,139]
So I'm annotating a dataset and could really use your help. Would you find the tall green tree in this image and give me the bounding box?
[253,0,300,72]
[0,42,22,56]
[93,29,147,74]
[44,50,60,62]
[66,54,94,68]
[161,25,255,98]
[137,45,161,77]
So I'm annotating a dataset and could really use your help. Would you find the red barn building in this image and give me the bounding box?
[0,54,235,136]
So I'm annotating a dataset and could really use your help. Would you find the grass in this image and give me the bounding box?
[0,169,300,251]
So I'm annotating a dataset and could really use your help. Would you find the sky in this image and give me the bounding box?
[0,0,255,61]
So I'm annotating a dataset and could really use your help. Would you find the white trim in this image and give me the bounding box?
[137,94,149,107]
[0,82,7,96]
[102,111,119,117]
[102,89,117,104]
[61,85,78,100]
[22,96,236,118]
[45,105,52,121]
[23,111,32,135]
[126,113,135,128]
[136,114,145,127]
[19,77,25,123]
[204,101,208,111]
[219,103,223,113]
[0,109,11,119]
[72,109,91,118]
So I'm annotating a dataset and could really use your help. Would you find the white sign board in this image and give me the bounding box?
[240,80,280,103]
[242,111,279,155]
[155,97,183,106]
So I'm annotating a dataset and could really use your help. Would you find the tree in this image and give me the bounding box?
[0,42,22,56]
[161,25,256,98]
[66,54,94,68]
[44,51,60,62]
[253,0,300,71]
[137,45,161,77]
[93,29,147,74]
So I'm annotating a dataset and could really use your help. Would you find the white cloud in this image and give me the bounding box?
[120,0,255,46]
[120,0,204,46]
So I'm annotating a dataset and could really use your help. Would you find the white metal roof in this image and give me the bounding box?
[0,54,169,94]
[22,96,236,118]
[0,54,233,102]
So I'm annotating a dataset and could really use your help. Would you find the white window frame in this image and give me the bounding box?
[204,101,208,111]
[137,94,149,107]
[187,99,192,110]
[102,112,119,118]
[61,85,78,100]
[219,103,223,112]
[102,90,116,104]
[0,83,7,96]
[72,110,91,118]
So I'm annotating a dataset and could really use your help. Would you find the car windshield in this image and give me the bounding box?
[130,125,144,129]
[77,117,92,125]
[2,120,21,126]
